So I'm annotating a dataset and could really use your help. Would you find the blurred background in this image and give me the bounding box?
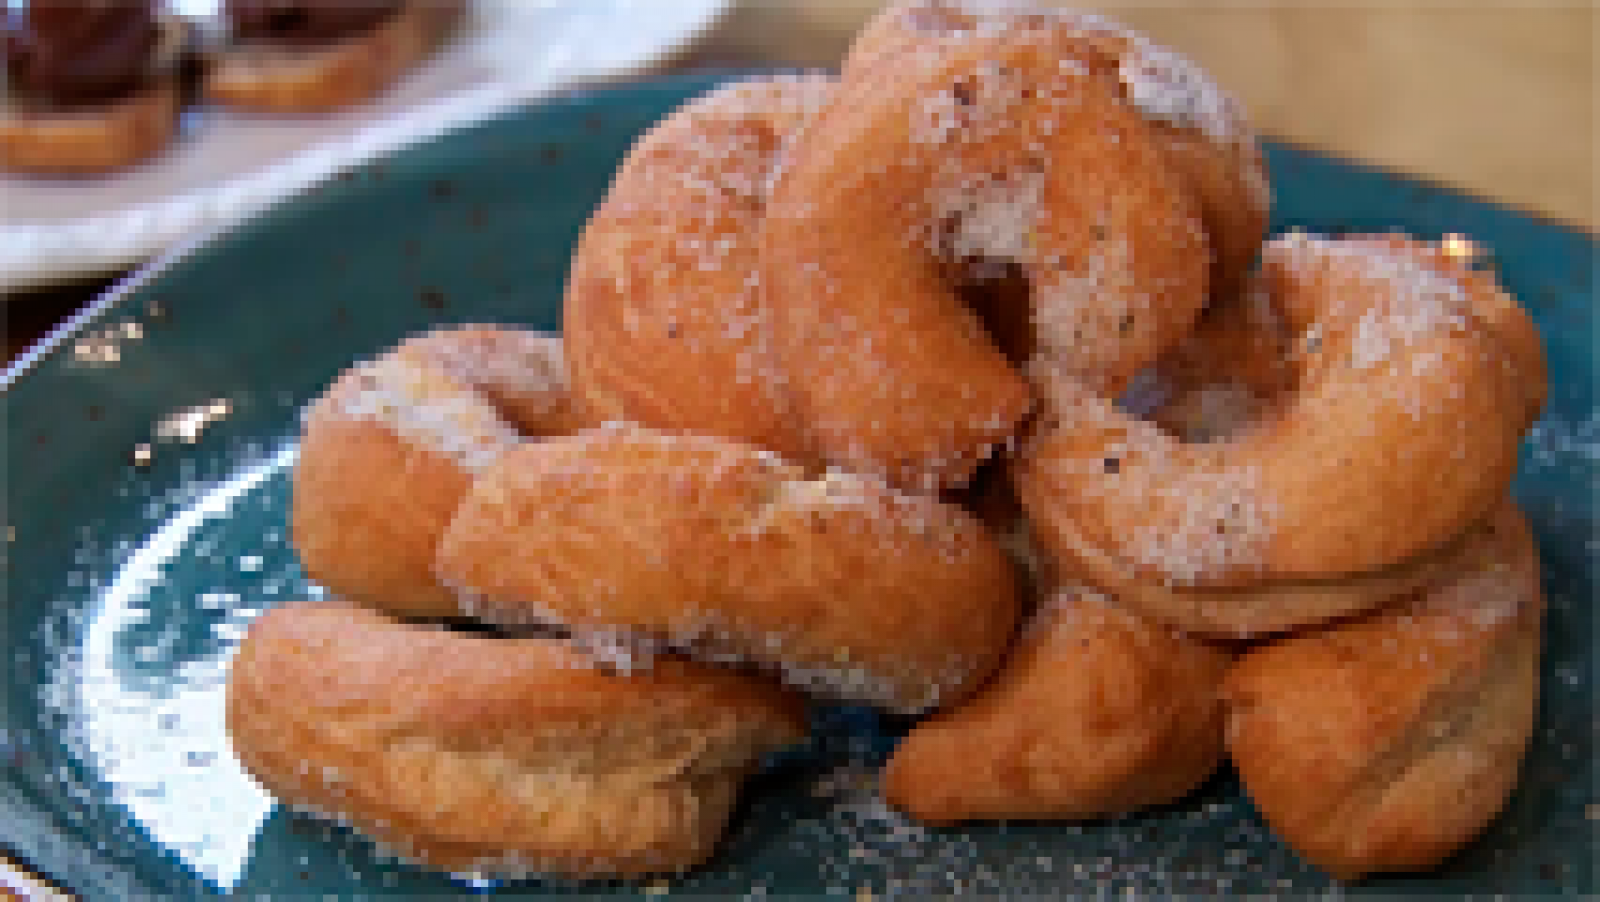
[4,0,1594,361]
[709,0,1593,228]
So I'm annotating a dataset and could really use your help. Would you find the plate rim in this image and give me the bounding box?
[0,70,750,393]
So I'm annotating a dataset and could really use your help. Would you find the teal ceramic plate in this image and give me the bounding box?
[3,73,1595,899]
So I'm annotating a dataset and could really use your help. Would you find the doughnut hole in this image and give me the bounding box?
[844,1,1270,303]
[1019,235,1545,607]
[1120,283,1298,445]
[766,29,1210,492]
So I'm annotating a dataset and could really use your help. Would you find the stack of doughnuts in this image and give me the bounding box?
[230,0,1552,885]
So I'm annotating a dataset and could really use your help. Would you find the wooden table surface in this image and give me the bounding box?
[1,1,1592,897]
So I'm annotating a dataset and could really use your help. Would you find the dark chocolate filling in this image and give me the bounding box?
[226,0,401,48]
[4,1,160,106]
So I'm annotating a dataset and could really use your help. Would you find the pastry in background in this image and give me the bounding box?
[1,0,187,173]
[209,0,464,111]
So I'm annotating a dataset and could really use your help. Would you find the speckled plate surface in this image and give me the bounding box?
[2,72,1595,899]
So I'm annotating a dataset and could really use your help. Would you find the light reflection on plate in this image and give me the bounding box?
[46,442,301,889]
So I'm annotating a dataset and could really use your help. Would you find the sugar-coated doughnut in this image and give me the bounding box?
[1224,503,1543,880]
[883,585,1229,824]
[1016,235,1548,635]
[434,425,1022,714]
[227,600,807,880]
[565,75,835,465]
[765,4,1240,491]
[845,1,1270,300]
[292,326,592,619]
[400,326,596,438]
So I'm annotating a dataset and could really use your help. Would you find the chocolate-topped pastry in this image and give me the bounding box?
[1,0,182,172]
[208,0,462,111]
[226,0,401,48]
[4,0,160,106]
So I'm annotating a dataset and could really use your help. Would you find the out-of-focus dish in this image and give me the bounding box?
[0,0,733,294]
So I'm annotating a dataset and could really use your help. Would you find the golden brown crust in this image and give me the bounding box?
[1023,502,1477,638]
[207,0,463,111]
[1132,283,1296,443]
[293,410,474,619]
[884,586,1229,824]
[435,426,1023,714]
[1224,502,1543,880]
[565,75,833,466]
[227,599,807,879]
[1016,235,1547,634]
[394,326,600,437]
[1343,234,1548,429]
[0,78,178,173]
[767,17,1214,492]
[843,1,1270,301]
[292,327,587,619]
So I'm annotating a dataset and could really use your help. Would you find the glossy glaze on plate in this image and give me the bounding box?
[2,73,1595,898]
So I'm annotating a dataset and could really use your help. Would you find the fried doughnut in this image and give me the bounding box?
[435,425,1022,714]
[1121,282,1297,443]
[292,326,592,619]
[1224,502,1543,880]
[1016,234,1548,635]
[765,9,1231,492]
[564,75,834,465]
[208,0,464,112]
[227,599,807,880]
[884,585,1229,824]
[845,1,1270,300]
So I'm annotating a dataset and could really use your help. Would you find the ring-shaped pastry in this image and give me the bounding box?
[1016,234,1547,635]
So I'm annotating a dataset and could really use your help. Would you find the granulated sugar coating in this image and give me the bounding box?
[319,351,520,474]
[765,4,1233,489]
[8,48,1592,897]
[565,74,835,465]
[227,599,809,882]
[1271,234,1474,374]
[851,0,1269,296]
[388,325,594,438]
[435,427,1022,714]
[893,1,1250,146]
[1018,233,1544,623]
[699,749,1327,898]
